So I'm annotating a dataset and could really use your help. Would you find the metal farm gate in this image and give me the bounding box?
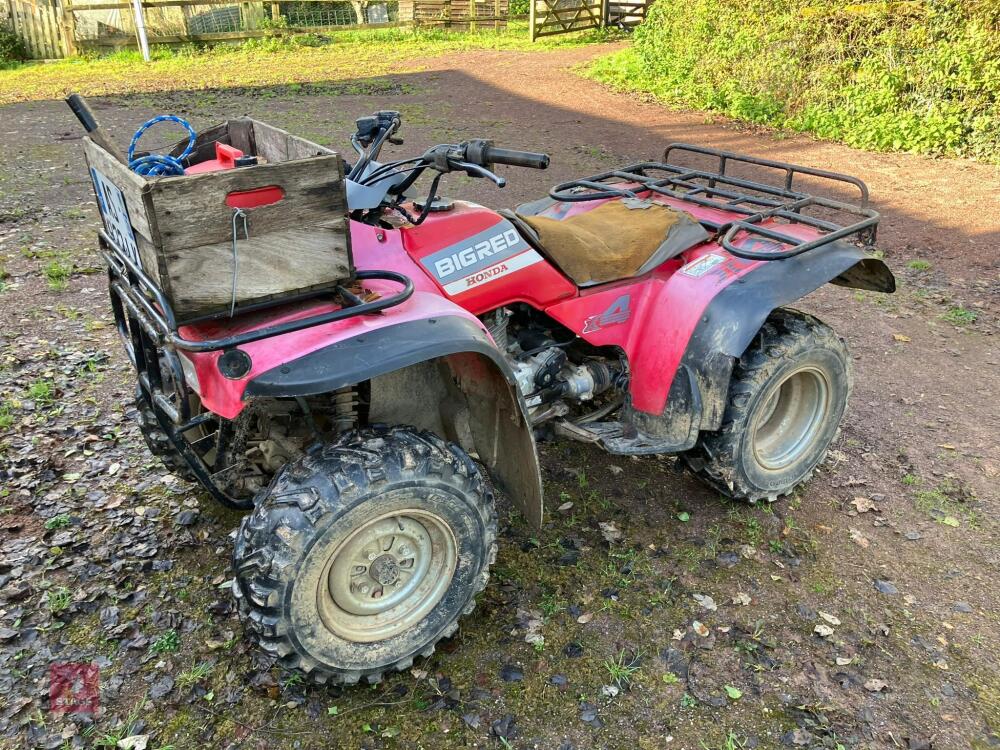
[529,0,650,40]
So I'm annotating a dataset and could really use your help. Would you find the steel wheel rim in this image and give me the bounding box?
[317,509,458,643]
[751,366,831,471]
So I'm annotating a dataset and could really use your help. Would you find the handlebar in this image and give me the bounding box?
[481,145,550,170]
[463,139,549,170]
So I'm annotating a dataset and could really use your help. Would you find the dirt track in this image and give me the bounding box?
[1,43,998,750]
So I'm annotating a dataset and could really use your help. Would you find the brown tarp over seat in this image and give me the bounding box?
[516,200,709,285]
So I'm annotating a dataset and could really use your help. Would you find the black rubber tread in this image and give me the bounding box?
[682,308,852,503]
[132,395,197,482]
[232,425,497,685]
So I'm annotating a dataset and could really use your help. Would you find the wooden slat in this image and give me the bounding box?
[82,137,156,242]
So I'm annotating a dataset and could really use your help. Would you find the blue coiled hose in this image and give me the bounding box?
[128,115,197,177]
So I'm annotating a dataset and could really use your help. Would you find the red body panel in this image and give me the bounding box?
[181,192,815,422]
[401,202,576,313]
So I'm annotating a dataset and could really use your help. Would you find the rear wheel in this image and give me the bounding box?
[233,425,496,684]
[683,308,852,502]
[133,391,197,483]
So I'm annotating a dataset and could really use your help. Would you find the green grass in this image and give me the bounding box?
[0,23,617,105]
[43,260,72,291]
[907,259,932,271]
[0,401,13,430]
[586,1,1000,162]
[150,629,180,654]
[44,514,71,530]
[27,380,55,405]
[176,662,213,690]
[45,586,72,614]
[941,305,978,326]
[604,649,642,688]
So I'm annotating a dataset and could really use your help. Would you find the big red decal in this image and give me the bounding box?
[419,220,543,296]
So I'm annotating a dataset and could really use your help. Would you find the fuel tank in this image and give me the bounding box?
[400,201,575,315]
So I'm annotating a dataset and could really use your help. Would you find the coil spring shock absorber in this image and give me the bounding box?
[333,386,360,433]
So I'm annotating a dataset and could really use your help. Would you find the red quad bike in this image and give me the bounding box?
[105,111,895,684]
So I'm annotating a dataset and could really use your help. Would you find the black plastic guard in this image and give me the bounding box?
[245,316,513,398]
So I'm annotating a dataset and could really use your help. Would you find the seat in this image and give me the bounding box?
[504,199,709,286]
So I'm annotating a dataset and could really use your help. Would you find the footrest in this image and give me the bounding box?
[554,420,679,455]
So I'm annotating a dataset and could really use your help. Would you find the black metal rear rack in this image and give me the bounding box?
[548,143,879,261]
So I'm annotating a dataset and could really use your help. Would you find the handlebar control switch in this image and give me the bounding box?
[464,139,495,167]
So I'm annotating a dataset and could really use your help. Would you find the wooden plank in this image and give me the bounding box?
[44,0,62,57]
[227,118,256,155]
[82,137,156,242]
[59,0,79,56]
[165,219,352,317]
[150,155,346,254]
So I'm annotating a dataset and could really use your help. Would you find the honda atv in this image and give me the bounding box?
[102,110,895,685]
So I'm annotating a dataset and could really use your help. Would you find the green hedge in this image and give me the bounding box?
[588,0,1000,161]
[1,20,28,66]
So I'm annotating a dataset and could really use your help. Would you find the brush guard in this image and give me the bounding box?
[101,229,413,509]
[549,143,880,260]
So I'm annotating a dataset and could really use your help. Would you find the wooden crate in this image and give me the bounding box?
[84,118,352,321]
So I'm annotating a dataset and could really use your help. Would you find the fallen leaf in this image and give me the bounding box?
[576,612,594,625]
[557,501,573,512]
[693,594,717,611]
[940,516,960,527]
[849,528,869,548]
[892,333,911,342]
[117,737,149,750]
[814,624,835,638]
[598,521,622,544]
[836,656,853,666]
[851,496,878,513]
[938,444,956,451]
[677,512,691,523]
[724,685,742,700]
[608,465,623,476]
[818,612,841,626]
[732,592,751,606]
[864,678,889,692]
[692,621,710,637]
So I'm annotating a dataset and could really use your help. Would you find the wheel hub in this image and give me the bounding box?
[751,366,831,472]
[369,554,401,586]
[319,510,458,642]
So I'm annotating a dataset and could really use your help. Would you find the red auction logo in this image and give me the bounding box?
[50,663,100,715]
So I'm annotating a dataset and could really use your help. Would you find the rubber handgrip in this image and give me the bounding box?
[66,93,98,133]
[484,146,550,170]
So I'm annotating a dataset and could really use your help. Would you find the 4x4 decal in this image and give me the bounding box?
[582,295,631,333]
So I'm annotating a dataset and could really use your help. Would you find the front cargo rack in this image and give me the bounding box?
[548,143,880,261]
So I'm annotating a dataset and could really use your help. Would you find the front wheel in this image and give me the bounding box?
[232,426,497,685]
[683,308,852,502]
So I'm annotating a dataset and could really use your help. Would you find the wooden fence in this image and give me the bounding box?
[7,0,75,58]
[6,0,509,58]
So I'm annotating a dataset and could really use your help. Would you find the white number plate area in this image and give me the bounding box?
[91,168,141,268]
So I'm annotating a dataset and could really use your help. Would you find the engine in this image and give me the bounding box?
[483,307,626,421]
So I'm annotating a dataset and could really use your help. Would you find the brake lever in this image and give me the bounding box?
[452,160,506,188]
